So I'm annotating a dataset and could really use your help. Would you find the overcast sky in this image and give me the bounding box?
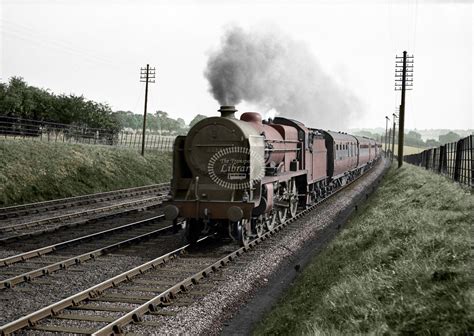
[0,0,472,130]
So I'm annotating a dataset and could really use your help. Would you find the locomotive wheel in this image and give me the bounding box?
[266,212,276,231]
[253,215,265,238]
[288,179,298,218]
[237,219,251,247]
[184,219,201,245]
[277,207,287,224]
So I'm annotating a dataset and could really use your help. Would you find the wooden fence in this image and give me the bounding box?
[404,135,473,187]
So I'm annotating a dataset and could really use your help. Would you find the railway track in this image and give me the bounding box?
[0,161,382,335]
[0,195,170,243]
[0,183,170,220]
[0,215,179,289]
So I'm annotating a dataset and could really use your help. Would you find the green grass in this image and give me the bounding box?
[254,164,473,335]
[0,138,172,206]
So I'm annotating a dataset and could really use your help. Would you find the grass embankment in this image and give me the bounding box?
[0,139,172,206]
[255,164,472,335]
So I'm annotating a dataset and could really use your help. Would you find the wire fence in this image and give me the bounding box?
[404,135,473,187]
[0,115,175,151]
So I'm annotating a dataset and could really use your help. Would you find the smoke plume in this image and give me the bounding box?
[204,26,363,129]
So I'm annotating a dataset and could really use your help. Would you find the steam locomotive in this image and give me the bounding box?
[163,106,380,246]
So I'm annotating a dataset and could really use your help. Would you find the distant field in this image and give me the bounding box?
[382,143,425,155]
[0,138,172,206]
[254,163,472,335]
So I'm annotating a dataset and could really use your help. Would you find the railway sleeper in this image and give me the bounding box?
[149,310,178,316]
[69,304,133,313]
[31,324,98,335]
[90,296,149,304]
[121,285,166,293]
[132,279,177,287]
[56,312,116,323]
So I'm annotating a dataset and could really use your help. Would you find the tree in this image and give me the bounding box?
[177,118,185,128]
[114,110,141,129]
[189,114,207,128]
[404,130,426,148]
[439,131,461,145]
[426,139,440,148]
[0,77,120,134]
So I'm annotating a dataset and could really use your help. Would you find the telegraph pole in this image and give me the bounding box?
[140,64,156,156]
[387,127,392,158]
[385,116,390,157]
[391,113,398,162]
[395,51,414,167]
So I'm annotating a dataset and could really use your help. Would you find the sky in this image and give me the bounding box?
[0,0,472,131]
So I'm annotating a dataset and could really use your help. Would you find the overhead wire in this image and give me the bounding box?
[1,19,123,69]
[407,0,418,130]
[1,17,141,113]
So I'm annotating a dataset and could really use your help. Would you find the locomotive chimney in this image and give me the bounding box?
[218,105,237,119]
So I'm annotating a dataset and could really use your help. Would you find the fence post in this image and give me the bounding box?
[469,135,474,187]
[153,134,158,149]
[438,146,442,173]
[453,138,464,182]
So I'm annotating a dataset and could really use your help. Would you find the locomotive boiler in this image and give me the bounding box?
[164,106,380,246]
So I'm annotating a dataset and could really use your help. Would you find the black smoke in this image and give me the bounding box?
[204,26,363,129]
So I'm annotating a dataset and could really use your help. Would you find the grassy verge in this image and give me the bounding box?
[0,139,172,206]
[254,164,472,335]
